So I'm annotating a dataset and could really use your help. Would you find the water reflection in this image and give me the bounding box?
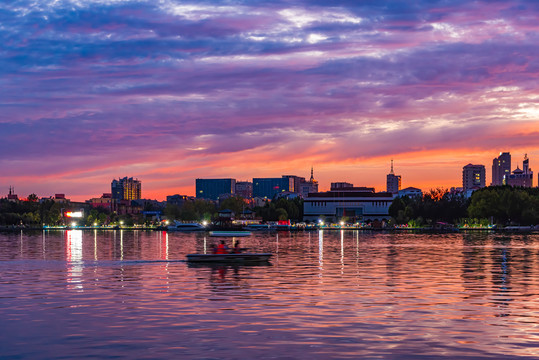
[65,230,83,291]
[3,231,539,359]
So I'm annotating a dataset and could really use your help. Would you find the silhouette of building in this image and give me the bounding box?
[386,160,401,194]
[7,186,18,201]
[491,152,511,186]
[111,177,141,201]
[166,194,194,207]
[330,182,375,192]
[235,181,253,198]
[298,167,319,198]
[398,187,422,198]
[195,178,236,200]
[507,154,533,187]
[463,164,486,191]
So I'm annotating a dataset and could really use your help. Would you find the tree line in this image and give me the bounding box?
[164,196,304,223]
[389,186,539,227]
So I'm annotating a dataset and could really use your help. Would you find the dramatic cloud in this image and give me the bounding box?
[1,0,538,199]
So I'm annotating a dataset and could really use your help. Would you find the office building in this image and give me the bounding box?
[462,164,486,191]
[386,160,401,194]
[282,175,306,193]
[111,177,141,201]
[507,155,533,187]
[235,181,253,198]
[253,177,293,199]
[195,178,236,200]
[491,152,511,186]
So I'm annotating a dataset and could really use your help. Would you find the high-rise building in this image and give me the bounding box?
[111,177,141,201]
[386,160,401,194]
[235,181,253,198]
[507,154,533,187]
[491,152,511,186]
[462,164,486,191]
[253,177,293,199]
[195,178,236,200]
[282,175,306,193]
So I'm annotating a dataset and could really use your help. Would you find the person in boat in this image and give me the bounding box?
[215,240,229,254]
[232,240,243,254]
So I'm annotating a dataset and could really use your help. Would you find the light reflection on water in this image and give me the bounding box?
[1,230,539,359]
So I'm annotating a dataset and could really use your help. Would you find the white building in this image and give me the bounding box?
[303,189,394,222]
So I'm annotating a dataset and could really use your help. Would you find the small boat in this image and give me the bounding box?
[168,221,206,231]
[209,231,251,237]
[186,253,273,263]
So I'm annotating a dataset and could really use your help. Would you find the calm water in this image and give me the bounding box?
[2,230,539,359]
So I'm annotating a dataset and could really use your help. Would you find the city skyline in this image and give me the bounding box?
[1,1,538,201]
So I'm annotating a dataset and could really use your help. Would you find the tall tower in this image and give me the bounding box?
[491,152,511,186]
[386,160,401,194]
[111,177,142,201]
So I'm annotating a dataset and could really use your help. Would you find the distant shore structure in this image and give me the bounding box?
[491,152,511,186]
[111,176,141,201]
[386,160,401,194]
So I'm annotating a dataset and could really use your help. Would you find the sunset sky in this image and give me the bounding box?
[1,0,538,201]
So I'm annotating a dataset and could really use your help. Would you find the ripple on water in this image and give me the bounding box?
[2,231,539,359]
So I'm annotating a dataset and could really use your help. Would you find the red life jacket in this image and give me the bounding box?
[216,244,228,254]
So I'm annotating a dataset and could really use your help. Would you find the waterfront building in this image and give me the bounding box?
[507,155,533,187]
[303,188,394,223]
[462,164,486,191]
[111,177,141,201]
[235,181,253,198]
[491,152,511,186]
[88,193,114,211]
[298,167,319,198]
[398,187,423,198]
[253,177,293,199]
[386,160,401,194]
[195,178,236,200]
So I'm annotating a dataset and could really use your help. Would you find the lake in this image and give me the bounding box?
[1,230,539,359]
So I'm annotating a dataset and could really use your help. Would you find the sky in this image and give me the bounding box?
[1,0,538,201]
